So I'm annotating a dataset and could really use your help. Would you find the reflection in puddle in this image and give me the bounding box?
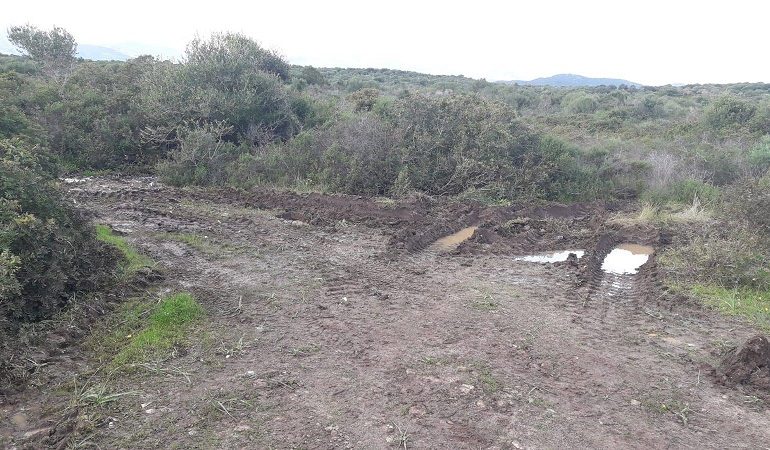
[429,226,478,251]
[516,250,585,263]
[601,243,654,274]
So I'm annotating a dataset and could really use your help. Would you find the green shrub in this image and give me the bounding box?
[703,96,756,130]
[155,122,243,186]
[748,135,770,174]
[725,172,770,233]
[348,88,380,112]
[562,92,598,114]
[0,138,116,323]
[141,33,298,146]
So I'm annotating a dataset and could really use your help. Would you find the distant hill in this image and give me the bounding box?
[502,73,641,87]
[1,36,177,61]
[77,45,129,61]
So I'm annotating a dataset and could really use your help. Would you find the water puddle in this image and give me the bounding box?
[429,226,478,251]
[601,243,654,275]
[515,250,585,263]
[62,177,88,184]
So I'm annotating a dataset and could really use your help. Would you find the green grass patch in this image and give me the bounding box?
[692,284,770,331]
[102,292,204,366]
[470,290,499,311]
[471,362,501,393]
[96,224,153,276]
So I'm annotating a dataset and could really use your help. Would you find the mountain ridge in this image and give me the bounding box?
[501,73,641,87]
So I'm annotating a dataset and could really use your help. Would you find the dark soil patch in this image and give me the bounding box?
[715,335,770,390]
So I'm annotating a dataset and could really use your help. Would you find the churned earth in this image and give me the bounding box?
[2,176,769,449]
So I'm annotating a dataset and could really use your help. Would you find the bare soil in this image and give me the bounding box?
[2,176,770,449]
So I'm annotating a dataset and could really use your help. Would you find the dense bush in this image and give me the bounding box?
[726,171,770,233]
[156,122,242,186]
[220,93,604,201]
[141,33,298,147]
[0,139,116,323]
[703,96,756,130]
[56,58,156,168]
[748,136,770,174]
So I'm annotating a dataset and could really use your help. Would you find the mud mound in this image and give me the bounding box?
[715,335,770,389]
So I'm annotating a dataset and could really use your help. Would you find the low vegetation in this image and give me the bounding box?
[98,292,204,366]
[96,224,154,277]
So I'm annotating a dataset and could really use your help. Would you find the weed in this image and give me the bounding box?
[692,285,770,331]
[291,343,321,357]
[640,396,693,425]
[216,334,252,359]
[470,290,498,311]
[72,378,139,408]
[391,422,410,449]
[608,201,711,227]
[472,362,501,393]
[421,356,451,366]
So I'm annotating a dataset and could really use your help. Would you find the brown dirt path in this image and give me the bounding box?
[2,176,769,449]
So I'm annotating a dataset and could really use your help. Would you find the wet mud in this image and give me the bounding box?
[3,176,770,449]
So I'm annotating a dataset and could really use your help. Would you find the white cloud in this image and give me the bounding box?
[2,0,768,85]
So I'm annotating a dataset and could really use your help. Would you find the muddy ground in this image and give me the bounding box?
[2,176,770,448]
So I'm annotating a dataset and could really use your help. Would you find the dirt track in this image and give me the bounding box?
[2,176,770,449]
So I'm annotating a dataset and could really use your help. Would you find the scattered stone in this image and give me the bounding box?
[459,384,475,394]
[22,427,51,439]
[10,413,28,429]
[408,405,425,416]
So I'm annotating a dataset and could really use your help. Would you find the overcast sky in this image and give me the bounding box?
[2,0,768,85]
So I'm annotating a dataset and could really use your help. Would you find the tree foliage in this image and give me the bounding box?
[7,24,76,82]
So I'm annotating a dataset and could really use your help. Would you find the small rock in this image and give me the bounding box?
[459,384,475,394]
[630,399,641,406]
[22,427,50,439]
[145,408,156,414]
[408,405,425,416]
[10,413,28,429]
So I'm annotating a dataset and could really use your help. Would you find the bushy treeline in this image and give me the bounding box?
[1,27,123,328]
[3,25,770,326]
[163,93,612,202]
[4,27,770,207]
